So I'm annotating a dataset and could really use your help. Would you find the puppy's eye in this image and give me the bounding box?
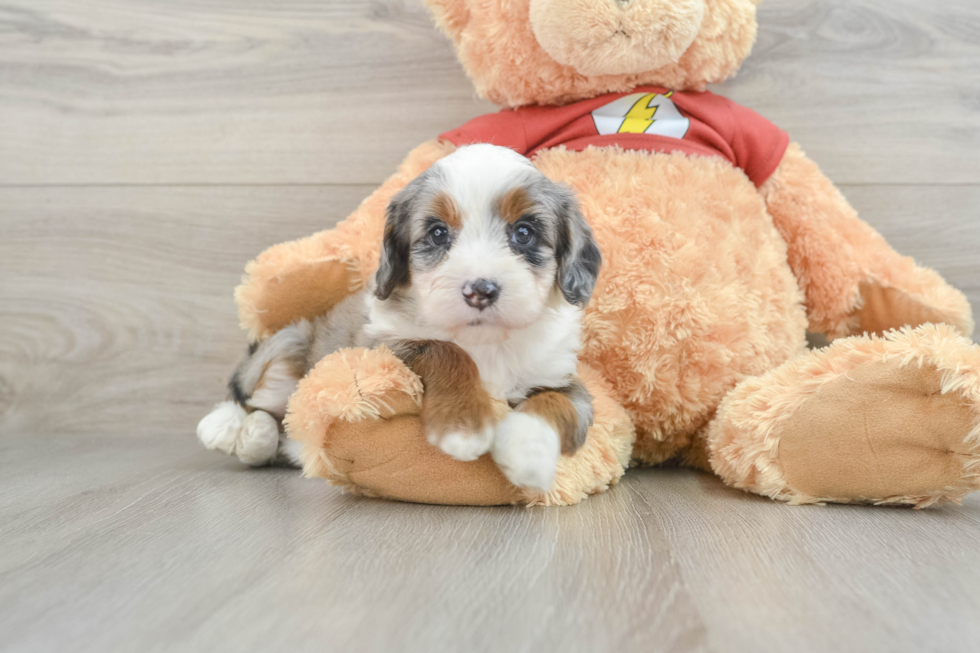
[428,224,450,246]
[512,224,535,247]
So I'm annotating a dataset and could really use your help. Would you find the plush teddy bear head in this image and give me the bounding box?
[425,0,761,108]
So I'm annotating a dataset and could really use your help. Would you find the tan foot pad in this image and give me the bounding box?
[777,359,977,503]
[856,282,950,337]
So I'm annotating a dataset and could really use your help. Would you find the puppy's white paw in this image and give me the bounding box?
[275,437,305,468]
[429,425,495,462]
[237,410,281,466]
[197,401,246,455]
[197,402,281,467]
[492,412,560,492]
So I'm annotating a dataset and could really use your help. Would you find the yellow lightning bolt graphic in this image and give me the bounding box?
[618,93,659,134]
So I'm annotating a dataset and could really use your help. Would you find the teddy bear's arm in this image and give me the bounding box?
[235,139,458,341]
[285,346,635,506]
[760,143,973,339]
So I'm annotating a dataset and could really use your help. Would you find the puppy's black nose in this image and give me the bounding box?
[463,278,500,310]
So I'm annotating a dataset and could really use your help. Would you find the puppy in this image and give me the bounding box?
[198,144,602,491]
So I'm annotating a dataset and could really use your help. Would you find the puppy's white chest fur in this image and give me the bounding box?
[366,295,582,402]
[455,303,582,402]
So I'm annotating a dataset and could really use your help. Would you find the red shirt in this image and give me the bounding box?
[440,87,789,187]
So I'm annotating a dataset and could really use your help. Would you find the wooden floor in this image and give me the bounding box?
[2,1,979,651]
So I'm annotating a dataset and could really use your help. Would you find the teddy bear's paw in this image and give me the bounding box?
[197,401,247,455]
[428,424,495,462]
[492,412,560,492]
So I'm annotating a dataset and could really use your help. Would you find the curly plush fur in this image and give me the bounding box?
[428,0,761,106]
[218,0,980,508]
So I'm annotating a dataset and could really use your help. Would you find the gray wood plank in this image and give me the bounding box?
[2,3,979,649]
[0,185,359,437]
[2,185,978,439]
[842,183,980,309]
[722,0,980,184]
[0,432,977,653]
[0,0,495,186]
[1,0,979,186]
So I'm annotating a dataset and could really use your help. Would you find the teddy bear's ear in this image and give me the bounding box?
[423,0,471,42]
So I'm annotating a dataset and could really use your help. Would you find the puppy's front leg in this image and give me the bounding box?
[493,378,594,492]
[393,340,500,461]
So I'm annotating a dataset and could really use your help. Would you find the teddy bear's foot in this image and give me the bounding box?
[284,348,634,506]
[851,279,973,339]
[708,324,980,507]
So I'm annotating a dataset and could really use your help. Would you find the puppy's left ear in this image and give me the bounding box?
[375,191,415,300]
[555,191,601,307]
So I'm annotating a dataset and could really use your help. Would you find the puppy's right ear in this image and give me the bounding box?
[375,191,415,300]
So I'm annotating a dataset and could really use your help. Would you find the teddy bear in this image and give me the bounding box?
[212,0,980,508]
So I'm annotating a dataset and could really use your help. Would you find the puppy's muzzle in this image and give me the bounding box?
[462,278,500,310]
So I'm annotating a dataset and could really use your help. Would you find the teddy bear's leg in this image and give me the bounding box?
[706,324,980,507]
[235,139,456,341]
[285,349,635,507]
[762,143,974,340]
